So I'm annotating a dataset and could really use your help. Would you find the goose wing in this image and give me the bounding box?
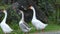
[20,23,29,30]
[24,21,31,28]
[0,23,13,33]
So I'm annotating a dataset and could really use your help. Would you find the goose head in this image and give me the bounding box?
[15,9,21,15]
[0,9,6,13]
[19,10,23,14]
[17,10,23,15]
[0,9,5,14]
[3,10,6,12]
[19,10,23,13]
[28,6,34,10]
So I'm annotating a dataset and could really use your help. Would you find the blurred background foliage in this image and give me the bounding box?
[0,0,60,25]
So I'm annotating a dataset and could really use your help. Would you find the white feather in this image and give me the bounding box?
[19,10,31,32]
[30,6,48,30]
[0,10,13,33]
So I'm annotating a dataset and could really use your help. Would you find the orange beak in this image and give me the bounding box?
[3,9,5,12]
[0,9,5,12]
[28,6,32,9]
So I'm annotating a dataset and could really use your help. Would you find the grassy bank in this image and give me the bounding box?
[0,23,60,34]
[0,5,60,34]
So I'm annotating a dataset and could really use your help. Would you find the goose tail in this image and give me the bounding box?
[45,24,48,27]
[29,28,32,31]
[10,28,13,32]
[27,27,32,31]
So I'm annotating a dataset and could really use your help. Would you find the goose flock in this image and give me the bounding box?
[0,6,48,34]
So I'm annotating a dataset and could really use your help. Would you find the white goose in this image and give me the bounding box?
[0,9,13,34]
[29,6,48,32]
[19,10,31,34]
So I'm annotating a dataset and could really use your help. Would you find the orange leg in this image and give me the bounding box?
[24,32,26,34]
[4,33,8,34]
[42,29,44,34]
[27,32,29,34]
[35,30,38,34]
[24,32,29,34]
[42,29,44,32]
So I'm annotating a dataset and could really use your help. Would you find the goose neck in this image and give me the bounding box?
[1,11,7,23]
[21,11,24,21]
[32,7,36,19]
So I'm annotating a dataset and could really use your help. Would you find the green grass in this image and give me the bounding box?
[0,23,60,34]
[45,24,60,31]
[0,4,60,34]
